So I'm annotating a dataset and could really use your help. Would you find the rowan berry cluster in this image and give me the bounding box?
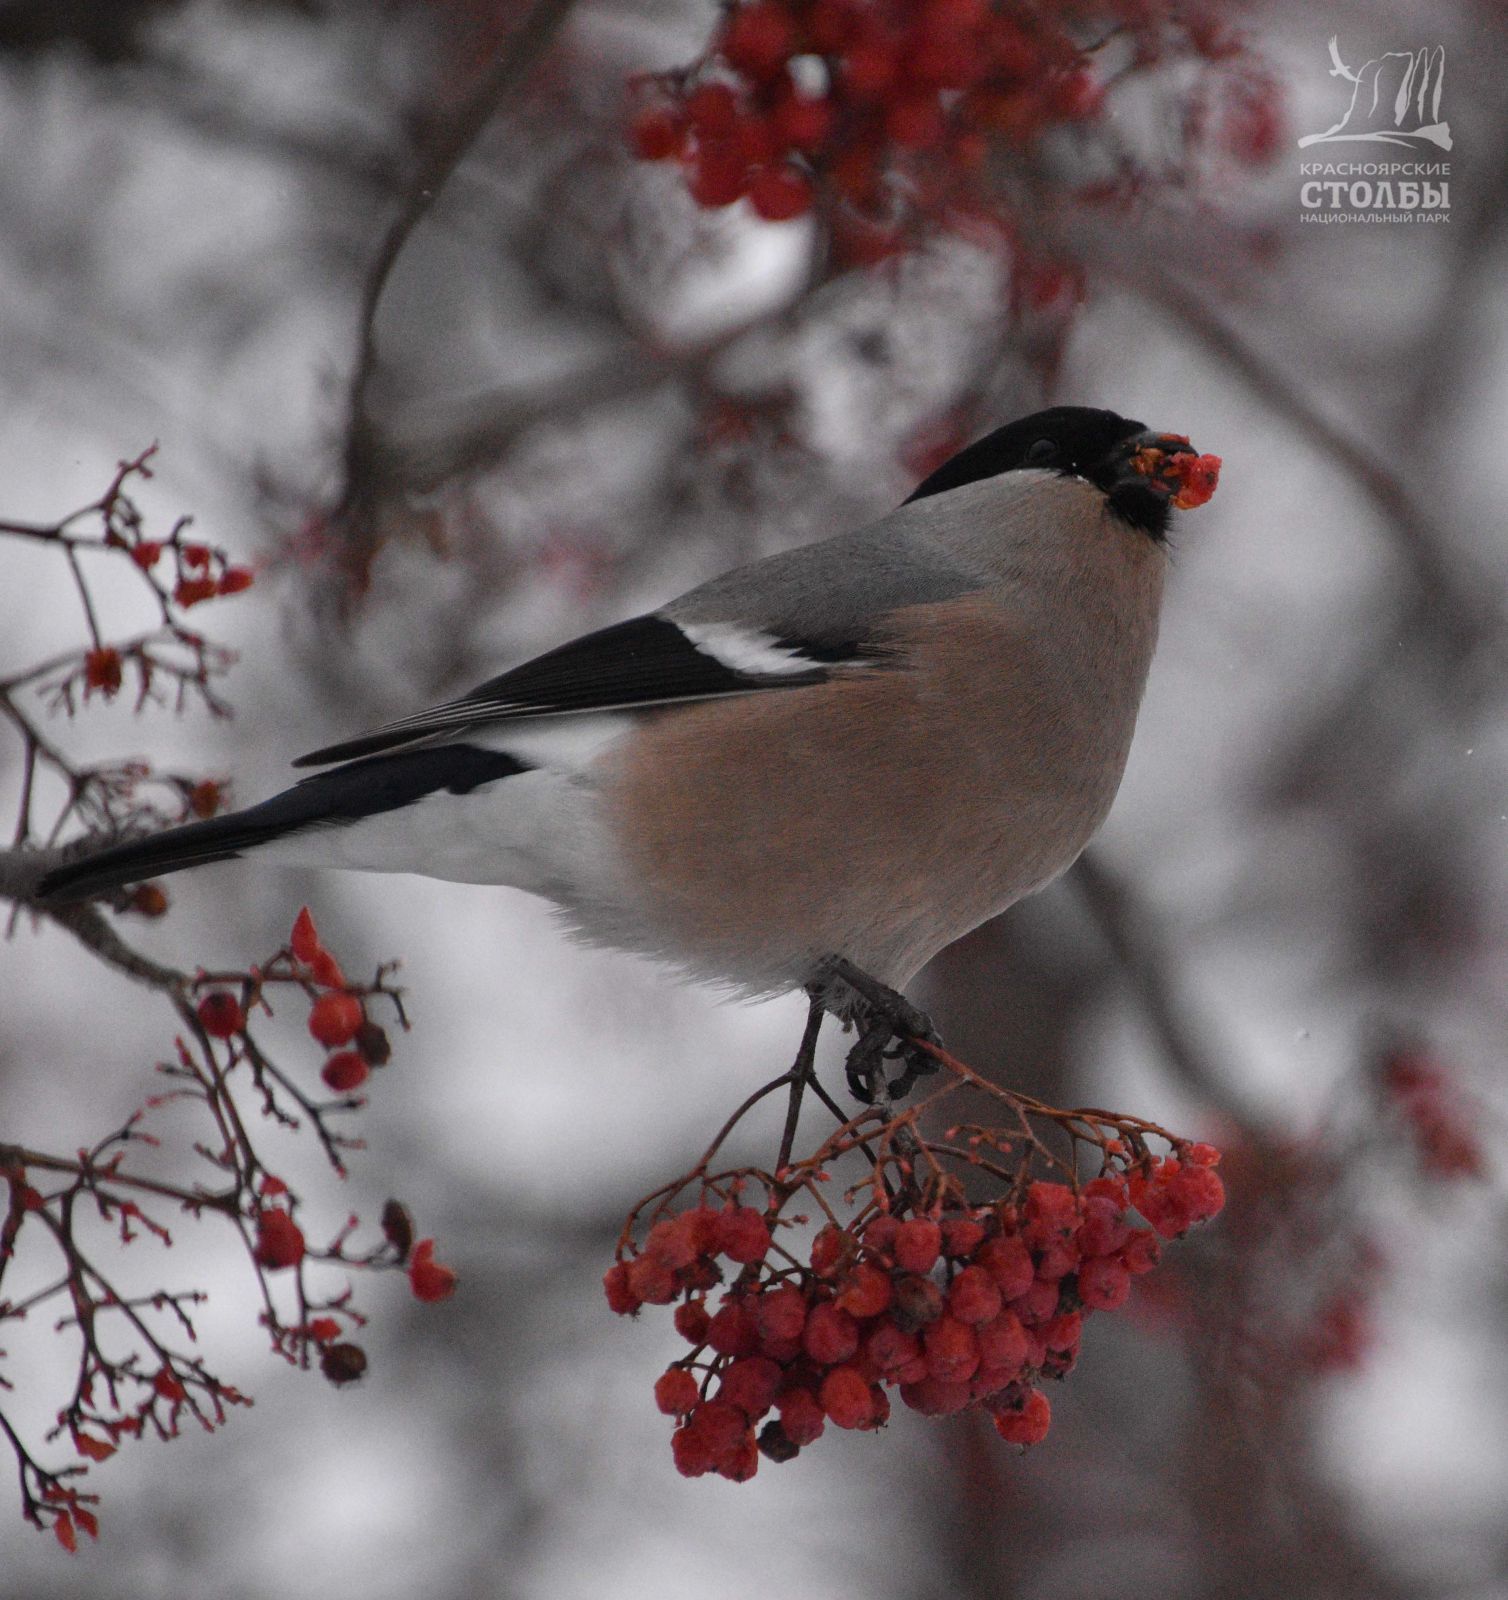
[628,0,1277,253]
[1,908,456,1548]
[193,905,394,1100]
[1381,1047,1484,1181]
[606,1059,1224,1480]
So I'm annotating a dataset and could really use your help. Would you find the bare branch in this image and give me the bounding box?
[338,0,581,518]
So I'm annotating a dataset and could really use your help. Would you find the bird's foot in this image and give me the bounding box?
[808,956,942,1105]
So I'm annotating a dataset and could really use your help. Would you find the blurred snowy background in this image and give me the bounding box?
[2,0,1506,1595]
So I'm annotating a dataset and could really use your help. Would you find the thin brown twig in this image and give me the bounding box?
[337,0,581,518]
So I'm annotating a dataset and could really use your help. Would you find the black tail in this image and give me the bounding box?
[34,744,528,903]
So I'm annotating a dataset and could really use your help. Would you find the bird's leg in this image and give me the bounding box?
[812,956,943,1104]
[775,993,826,1175]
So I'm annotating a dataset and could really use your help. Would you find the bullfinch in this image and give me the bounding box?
[35,405,1216,1021]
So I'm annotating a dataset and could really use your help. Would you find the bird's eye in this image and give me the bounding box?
[1024,438,1059,465]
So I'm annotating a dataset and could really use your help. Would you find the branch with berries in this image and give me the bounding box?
[605,1035,1225,1480]
[627,0,1281,279]
[0,447,250,868]
[0,461,455,1549]
[0,907,455,1551]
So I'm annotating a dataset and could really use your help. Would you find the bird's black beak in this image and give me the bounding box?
[1106,430,1199,494]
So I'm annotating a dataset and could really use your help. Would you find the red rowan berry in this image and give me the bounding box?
[735,116,782,167]
[808,0,856,51]
[173,576,218,607]
[83,647,123,696]
[899,1375,972,1416]
[1076,1195,1132,1258]
[992,1386,1050,1445]
[1034,1238,1082,1280]
[686,82,740,137]
[181,542,212,569]
[976,1232,1034,1299]
[893,1216,942,1273]
[1048,68,1103,120]
[1169,1163,1225,1225]
[321,1051,369,1092]
[1009,1276,1061,1325]
[1077,1255,1131,1311]
[772,94,835,151]
[723,1,795,77]
[196,991,245,1038]
[717,1435,761,1481]
[130,540,163,569]
[182,780,223,821]
[644,1215,699,1270]
[253,1209,305,1270]
[671,1422,715,1477]
[803,1300,860,1365]
[777,1386,826,1446]
[947,1265,1003,1325]
[818,1365,874,1428]
[627,1255,677,1305]
[306,1317,340,1344]
[707,1299,760,1356]
[307,992,363,1048]
[1024,1181,1078,1243]
[217,567,254,596]
[864,1321,921,1376]
[862,1213,901,1257]
[749,164,813,221]
[843,40,899,97]
[675,1299,711,1344]
[923,1314,979,1382]
[603,1262,640,1315]
[683,1206,720,1254]
[886,96,947,149]
[1042,1310,1081,1352]
[753,1282,808,1344]
[719,1356,783,1419]
[974,1308,1029,1376]
[655,1367,701,1416]
[1187,1142,1222,1167]
[629,105,685,160]
[942,1216,986,1258]
[1120,1229,1161,1275]
[290,905,321,962]
[924,0,989,33]
[409,1238,457,1302]
[689,1398,749,1460]
[152,1368,187,1403]
[1083,1173,1130,1206]
[687,146,749,208]
[309,948,347,989]
[126,883,169,916]
[809,1222,854,1277]
[836,1261,893,1319]
[713,1205,771,1264]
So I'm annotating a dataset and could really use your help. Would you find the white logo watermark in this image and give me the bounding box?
[1297,36,1450,223]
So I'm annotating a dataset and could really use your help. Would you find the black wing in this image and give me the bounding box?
[293,614,864,768]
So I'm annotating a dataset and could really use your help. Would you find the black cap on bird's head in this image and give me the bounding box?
[905,405,1203,540]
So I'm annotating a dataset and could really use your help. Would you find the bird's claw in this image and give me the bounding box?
[807,956,942,1105]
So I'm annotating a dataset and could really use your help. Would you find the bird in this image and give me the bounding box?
[35,406,1215,1048]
